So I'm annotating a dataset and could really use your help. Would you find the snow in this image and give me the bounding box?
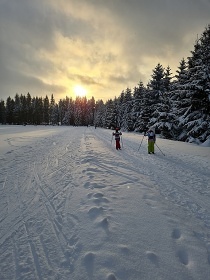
[0,125,210,280]
[201,137,210,147]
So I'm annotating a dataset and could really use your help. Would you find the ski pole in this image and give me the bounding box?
[121,135,123,148]
[155,143,165,156]
[111,134,113,145]
[138,135,145,151]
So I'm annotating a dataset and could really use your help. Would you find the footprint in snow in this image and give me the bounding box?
[84,182,91,189]
[93,197,110,204]
[92,183,106,189]
[93,192,104,198]
[142,194,158,208]
[83,252,95,276]
[208,254,210,265]
[171,228,181,239]
[118,244,130,255]
[91,192,109,203]
[84,182,106,189]
[146,251,159,265]
[107,273,117,280]
[176,248,189,265]
[206,243,210,265]
[87,192,93,198]
[88,206,104,219]
[97,217,109,228]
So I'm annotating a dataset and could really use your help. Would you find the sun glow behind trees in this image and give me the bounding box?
[73,85,87,98]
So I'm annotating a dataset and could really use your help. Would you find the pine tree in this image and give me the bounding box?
[74,97,83,126]
[0,100,6,124]
[117,91,125,128]
[94,99,105,127]
[148,63,165,94]
[104,99,116,129]
[132,87,152,132]
[87,96,95,126]
[20,94,27,124]
[169,58,189,139]
[6,96,15,124]
[121,88,133,131]
[63,97,71,125]
[13,93,21,124]
[163,66,173,92]
[132,82,146,131]
[175,58,188,84]
[155,66,174,137]
[177,25,210,143]
[147,63,165,129]
[32,97,43,125]
[81,96,88,125]
[43,95,50,124]
[50,94,56,125]
[26,92,32,124]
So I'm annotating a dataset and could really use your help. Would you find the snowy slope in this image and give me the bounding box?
[0,125,210,280]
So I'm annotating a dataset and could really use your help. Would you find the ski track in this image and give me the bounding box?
[0,126,210,280]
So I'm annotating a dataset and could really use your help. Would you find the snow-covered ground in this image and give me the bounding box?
[0,125,210,280]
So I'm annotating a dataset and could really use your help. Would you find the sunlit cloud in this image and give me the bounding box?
[0,0,209,102]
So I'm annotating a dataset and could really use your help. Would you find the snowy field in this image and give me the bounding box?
[0,125,210,280]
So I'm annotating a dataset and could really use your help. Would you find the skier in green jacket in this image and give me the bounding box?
[145,128,156,154]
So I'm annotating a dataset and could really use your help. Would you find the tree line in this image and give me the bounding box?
[0,94,96,127]
[0,25,210,144]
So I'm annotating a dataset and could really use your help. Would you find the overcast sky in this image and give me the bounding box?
[0,0,209,102]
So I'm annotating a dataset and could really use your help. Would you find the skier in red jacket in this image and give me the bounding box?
[113,128,122,150]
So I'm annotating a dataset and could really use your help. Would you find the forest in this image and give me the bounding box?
[0,25,210,144]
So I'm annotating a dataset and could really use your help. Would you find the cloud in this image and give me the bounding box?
[0,0,209,102]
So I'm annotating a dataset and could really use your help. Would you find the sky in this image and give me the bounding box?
[0,0,210,103]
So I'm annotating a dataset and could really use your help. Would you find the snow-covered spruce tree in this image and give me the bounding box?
[49,94,57,125]
[86,97,95,126]
[163,66,173,92]
[80,96,88,126]
[58,99,66,125]
[43,95,50,125]
[120,87,134,131]
[177,25,210,143]
[103,96,123,129]
[175,58,189,85]
[6,93,32,125]
[0,100,6,124]
[103,99,116,128]
[32,97,43,125]
[49,94,59,125]
[74,96,84,126]
[154,66,176,138]
[6,96,15,124]
[114,96,122,128]
[19,94,28,124]
[169,58,189,140]
[26,92,33,124]
[13,93,21,124]
[147,63,165,130]
[146,63,177,138]
[132,82,149,132]
[51,103,59,125]
[59,97,69,125]
[94,99,105,127]
[116,90,125,128]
